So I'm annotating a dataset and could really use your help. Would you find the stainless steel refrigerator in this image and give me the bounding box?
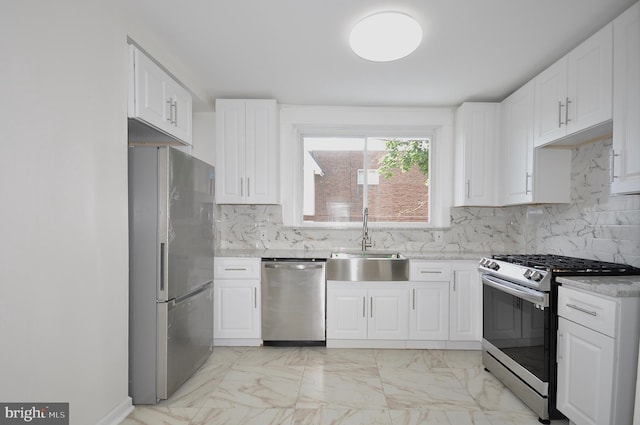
[128,146,215,404]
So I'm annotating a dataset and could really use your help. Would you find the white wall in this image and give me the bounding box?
[0,1,131,424]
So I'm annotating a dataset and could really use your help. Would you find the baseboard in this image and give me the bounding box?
[95,397,133,425]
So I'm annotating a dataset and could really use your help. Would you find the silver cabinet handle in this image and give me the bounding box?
[412,289,416,310]
[165,99,177,125]
[240,178,243,196]
[224,267,247,271]
[525,172,532,194]
[254,287,257,308]
[610,150,619,183]
[247,178,250,197]
[466,180,470,199]
[558,100,564,127]
[370,297,373,318]
[166,100,172,123]
[362,297,366,318]
[566,303,597,316]
[565,97,571,124]
[420,270,442,274]
[557,331,564,362]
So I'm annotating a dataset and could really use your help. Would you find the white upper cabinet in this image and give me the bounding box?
[612,1,640,195]
[501,81,572,205]
[454,103,501,206]
[533,24,613,148]
[215,99,279,204]
[128,45,192,145]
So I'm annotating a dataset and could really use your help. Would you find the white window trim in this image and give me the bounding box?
[279,105,454,228]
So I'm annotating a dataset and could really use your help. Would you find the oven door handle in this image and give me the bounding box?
[482,275,549,308]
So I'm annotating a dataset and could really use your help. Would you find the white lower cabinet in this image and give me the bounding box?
[326,282,408,342]
[409,282,449,340]
[214,280,260,340]
[327,260,482,349]
[557,286,640,425]
[557,316,614,425]
[449,263,482,342]
[213,257,261,346]
[369,288,409,340]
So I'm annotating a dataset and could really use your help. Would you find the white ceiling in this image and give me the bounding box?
[126,0,637,110]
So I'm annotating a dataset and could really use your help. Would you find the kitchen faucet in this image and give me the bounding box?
[361,207,372,251]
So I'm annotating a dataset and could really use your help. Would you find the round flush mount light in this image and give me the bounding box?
[349,12,422,62]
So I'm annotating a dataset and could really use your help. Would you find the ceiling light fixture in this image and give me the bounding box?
[349,12,422,62]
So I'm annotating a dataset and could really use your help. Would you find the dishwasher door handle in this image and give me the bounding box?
[264,263,324,270]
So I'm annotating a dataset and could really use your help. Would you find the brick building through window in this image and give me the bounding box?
[303,149,429,223]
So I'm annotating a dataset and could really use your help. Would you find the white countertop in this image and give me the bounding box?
[216,249,486,261]
[557,276,640,298]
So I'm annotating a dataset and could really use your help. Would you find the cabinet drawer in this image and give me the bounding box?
[558,286,618,337]
[410,261,452,281]
[214,257,261,279]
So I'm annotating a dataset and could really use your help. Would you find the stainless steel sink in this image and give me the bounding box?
[326,252,409,281]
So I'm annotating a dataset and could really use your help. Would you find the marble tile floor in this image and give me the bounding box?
[122,347,570,425]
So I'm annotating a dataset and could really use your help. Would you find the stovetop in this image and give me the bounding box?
[492,254,640,275]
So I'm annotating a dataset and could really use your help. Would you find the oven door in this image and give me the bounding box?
[482,274,550,391]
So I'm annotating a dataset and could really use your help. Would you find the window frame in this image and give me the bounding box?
[280,105,454,229]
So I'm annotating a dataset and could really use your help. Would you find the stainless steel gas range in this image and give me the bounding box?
[478,254,640,424]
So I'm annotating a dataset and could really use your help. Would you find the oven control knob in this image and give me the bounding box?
[531,271,543,282]
[489,261,500,271]
[523,270,533,279]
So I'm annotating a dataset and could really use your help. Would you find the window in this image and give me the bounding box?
[279,105,454,228]
[303,136,430,224]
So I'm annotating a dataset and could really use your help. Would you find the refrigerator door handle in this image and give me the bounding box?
[160,242,166,293]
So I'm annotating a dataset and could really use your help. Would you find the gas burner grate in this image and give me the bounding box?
[492,254,640,274]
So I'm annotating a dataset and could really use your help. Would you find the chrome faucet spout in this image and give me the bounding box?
[361,207,372,251]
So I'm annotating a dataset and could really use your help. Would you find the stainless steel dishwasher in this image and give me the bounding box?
[261,258,326,346]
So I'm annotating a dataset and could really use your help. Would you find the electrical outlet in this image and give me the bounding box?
[434,231,444,242]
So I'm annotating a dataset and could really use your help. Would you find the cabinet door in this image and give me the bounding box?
[245,100,278,203]
[368,288,409,340]
[327,286,367,340]
[450,266,481,342]
[612,2,640,195]
[557,317,614,425]
[501,81,535,205]
[131,47,171,132]
[167,80,193,145]
[534,57,568,147]
[454,103,500,206]
[215,100,247,203]
[409,282,449,340]
[567,24,613,135]
[214,280,260,339]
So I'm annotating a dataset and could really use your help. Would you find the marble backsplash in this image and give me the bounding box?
[531,138,640,268]
[217,138,639,268]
